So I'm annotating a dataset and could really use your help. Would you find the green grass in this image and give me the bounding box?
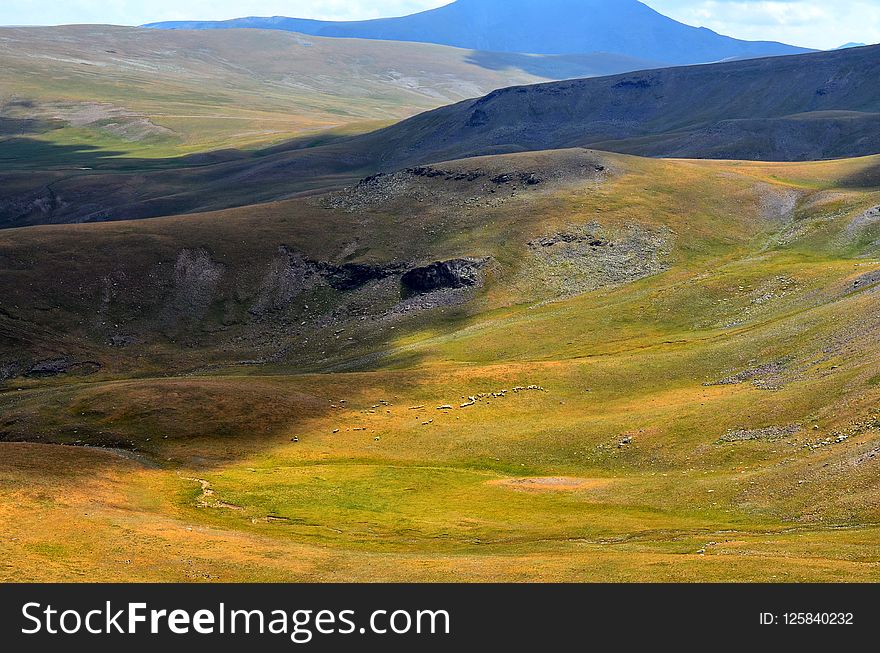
[1,151,879,581]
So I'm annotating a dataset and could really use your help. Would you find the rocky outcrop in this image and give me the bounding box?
[318,154,594,215]
[524,222,671,299]
[401,258,487,294]
[250,247,323,315]
[322,262,402,291]
[26,358,101,378]
[845,205,880,237]
[250,246,404,315]
[530,232,608,248]
[171,248,225,319]
[407,166,484,182]
[491,172,542,185]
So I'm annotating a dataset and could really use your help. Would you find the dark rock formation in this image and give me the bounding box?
[491,172,543,185]
[401,258,487,294]
[530,232,608,248]
[322,262,402,291]
[407,166,485,182]
[26,358,102,377]
[0,362,21,381]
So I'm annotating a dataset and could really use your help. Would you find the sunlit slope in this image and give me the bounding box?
[0,25,653,161]
[1,151,879,581]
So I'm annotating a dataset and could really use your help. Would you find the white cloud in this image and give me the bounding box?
[1,1,877,51]
[0,1,452,26]
[643,0,880,49]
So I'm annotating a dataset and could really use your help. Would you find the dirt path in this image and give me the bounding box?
[488,476,614,492]
[181,475,242,510]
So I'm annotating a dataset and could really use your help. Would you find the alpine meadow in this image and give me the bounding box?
[1,0,879,584]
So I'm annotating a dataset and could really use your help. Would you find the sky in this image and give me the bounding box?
[0,0,877,50]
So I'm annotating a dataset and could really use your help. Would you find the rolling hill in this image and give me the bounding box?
[1,149,879,581]
[2,45,878,229]
[145,0,812,65]
[360,43,880,164]
[0,25,655,161]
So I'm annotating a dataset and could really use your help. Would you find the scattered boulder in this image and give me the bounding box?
[850,446,879,466]
[706,361,786,387]
[491,172,543,185]
[852,268,880,290]
[844,205,880,237]
[719,424,801,443]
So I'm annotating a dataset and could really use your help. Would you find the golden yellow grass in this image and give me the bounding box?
[2,153,880,581]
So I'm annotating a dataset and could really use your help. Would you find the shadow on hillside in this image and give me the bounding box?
[0,131,378,228]
[0,127,363,174]
[0,116,62,137]
[0,137,132,171]
[0,299,476,469]
[839,160,880,189]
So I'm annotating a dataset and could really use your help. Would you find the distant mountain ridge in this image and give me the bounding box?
[144,0,812,66]
[356,44,880,165]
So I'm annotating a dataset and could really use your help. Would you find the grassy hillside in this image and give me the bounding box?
[0,25,657,162]
[1,149,878,581]
[3,44,877,229]
[355,44,880,165]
